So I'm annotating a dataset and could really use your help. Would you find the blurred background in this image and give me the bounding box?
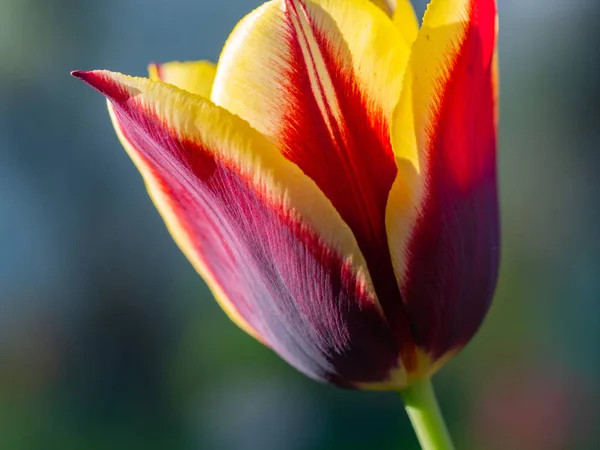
[0,0,598,448]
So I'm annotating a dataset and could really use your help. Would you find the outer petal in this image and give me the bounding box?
[211,0,416,355]
[73,70,406,387]
[148,60,216,98]
[387,0,499,362]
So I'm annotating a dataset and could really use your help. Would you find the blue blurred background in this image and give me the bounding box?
[1,0,598,448]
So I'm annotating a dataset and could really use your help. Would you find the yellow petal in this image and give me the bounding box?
[369,0,395,17]
[148,60,216,98]
[392,0,419,46]
[367,0,419,47]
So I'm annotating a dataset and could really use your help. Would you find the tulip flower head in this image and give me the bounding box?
[73,0,499,391]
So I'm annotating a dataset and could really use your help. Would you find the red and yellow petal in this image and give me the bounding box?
[148,60,216,98]
[387,0,500,364]
[72,70,409,387]
[211,0,416,350]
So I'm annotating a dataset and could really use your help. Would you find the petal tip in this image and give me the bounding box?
[71,70,97,88]
[71,69,129,103]
[71,69,96,83]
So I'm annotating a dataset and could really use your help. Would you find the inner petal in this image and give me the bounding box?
[212,0,412,346]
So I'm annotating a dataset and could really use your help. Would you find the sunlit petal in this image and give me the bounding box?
[73,70,406,386]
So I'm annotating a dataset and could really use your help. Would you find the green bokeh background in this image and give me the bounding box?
[1,0,598,449]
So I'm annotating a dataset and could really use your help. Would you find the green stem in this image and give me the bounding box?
[399,378,455,450]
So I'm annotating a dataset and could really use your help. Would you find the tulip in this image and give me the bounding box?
[73,0,498,447]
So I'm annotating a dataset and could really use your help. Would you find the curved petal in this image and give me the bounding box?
[148,60,216,98]
[387,0,499,362]
[72,70,407,387]
[211,0,416,350]
[369,0,394,17]
[392,0,420,46]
